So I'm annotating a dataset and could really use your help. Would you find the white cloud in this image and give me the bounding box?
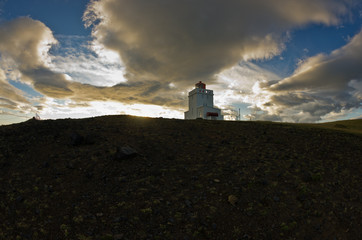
[210,62,280,120]
[49,35,126,87]
[240,30,362,122]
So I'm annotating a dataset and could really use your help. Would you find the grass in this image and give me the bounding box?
[0,115,361,239]
[312,119,362,135]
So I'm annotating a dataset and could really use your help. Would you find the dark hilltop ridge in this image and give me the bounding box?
[0,115,361,240]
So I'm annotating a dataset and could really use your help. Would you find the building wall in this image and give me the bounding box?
[188,88,213,108]
[185,87,223,120]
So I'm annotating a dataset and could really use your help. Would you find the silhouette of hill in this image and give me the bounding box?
[0,116,361,239]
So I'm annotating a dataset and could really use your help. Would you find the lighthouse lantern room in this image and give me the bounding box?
[184,81,223,120]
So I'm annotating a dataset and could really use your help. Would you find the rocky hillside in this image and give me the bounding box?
[0,116,361,239]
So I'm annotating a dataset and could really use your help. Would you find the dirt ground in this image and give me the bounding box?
[0,116,361,239]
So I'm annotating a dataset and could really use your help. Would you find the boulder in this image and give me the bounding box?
[114,146,138,160]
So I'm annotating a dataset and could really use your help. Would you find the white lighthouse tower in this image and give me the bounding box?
[184,81,223,120]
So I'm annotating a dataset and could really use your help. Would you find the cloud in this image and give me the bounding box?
[0,17,186,110]
[271,30,362,92]
[84,0,350,85]
[0,17,73,97]
[0,1,359,122]
[201,61,280,120]
[49,35,127,87]
[245,29,362,122]
[0,69,29,107]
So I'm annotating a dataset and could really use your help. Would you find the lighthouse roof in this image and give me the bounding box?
[195,81,206,89]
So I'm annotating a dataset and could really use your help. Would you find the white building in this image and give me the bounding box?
[184,81,223,120]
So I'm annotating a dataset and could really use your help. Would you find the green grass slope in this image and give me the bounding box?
[0,116,361,239]
[316,119,362,135]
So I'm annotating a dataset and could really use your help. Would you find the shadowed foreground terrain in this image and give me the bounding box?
[0,116,361,240]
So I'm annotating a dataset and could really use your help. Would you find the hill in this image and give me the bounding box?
[0,116,361,240]
[314,119,362,135]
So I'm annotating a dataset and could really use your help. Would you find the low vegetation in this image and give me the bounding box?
[0,116,361,239]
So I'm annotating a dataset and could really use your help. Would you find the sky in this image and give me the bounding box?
[0,0,361,125]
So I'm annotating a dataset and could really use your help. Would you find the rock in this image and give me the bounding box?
[46,185,53,193]
[113,216,128,222]
[167,154,175,160]
[70,132,97,146]
[297,193,307,202]
[302,171,313,182]
[114,234,124,240]
[85,171,93,179]
[260,179,268,186]
[185,199,192,208]
[20,233,31,240]
[0,160,11,169]
[114,146,138,160]
[273,196,280,202]
[42,161,49,168]
[16,196,24,203]
[151,169,162,177]
[65,161,75,169]
[84,133,97,145]
[246,210,253,216]
[242,234,251,239]
[228,195,238,205]
[314,224,322,233]
[70,132,84,146]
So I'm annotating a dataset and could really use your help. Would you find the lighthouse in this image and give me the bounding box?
[184,81,223,120]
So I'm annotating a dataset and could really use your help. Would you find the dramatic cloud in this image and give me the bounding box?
[271,30,362,92]
[0,68,37,124]
[49,35,127,87]
[1,1,360,123]
[0,69,29,109]
[0,17,185,110]
[246,30,362,122]
[0,17,73,98]
[84,0,350,85]
[207,61,280,120]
